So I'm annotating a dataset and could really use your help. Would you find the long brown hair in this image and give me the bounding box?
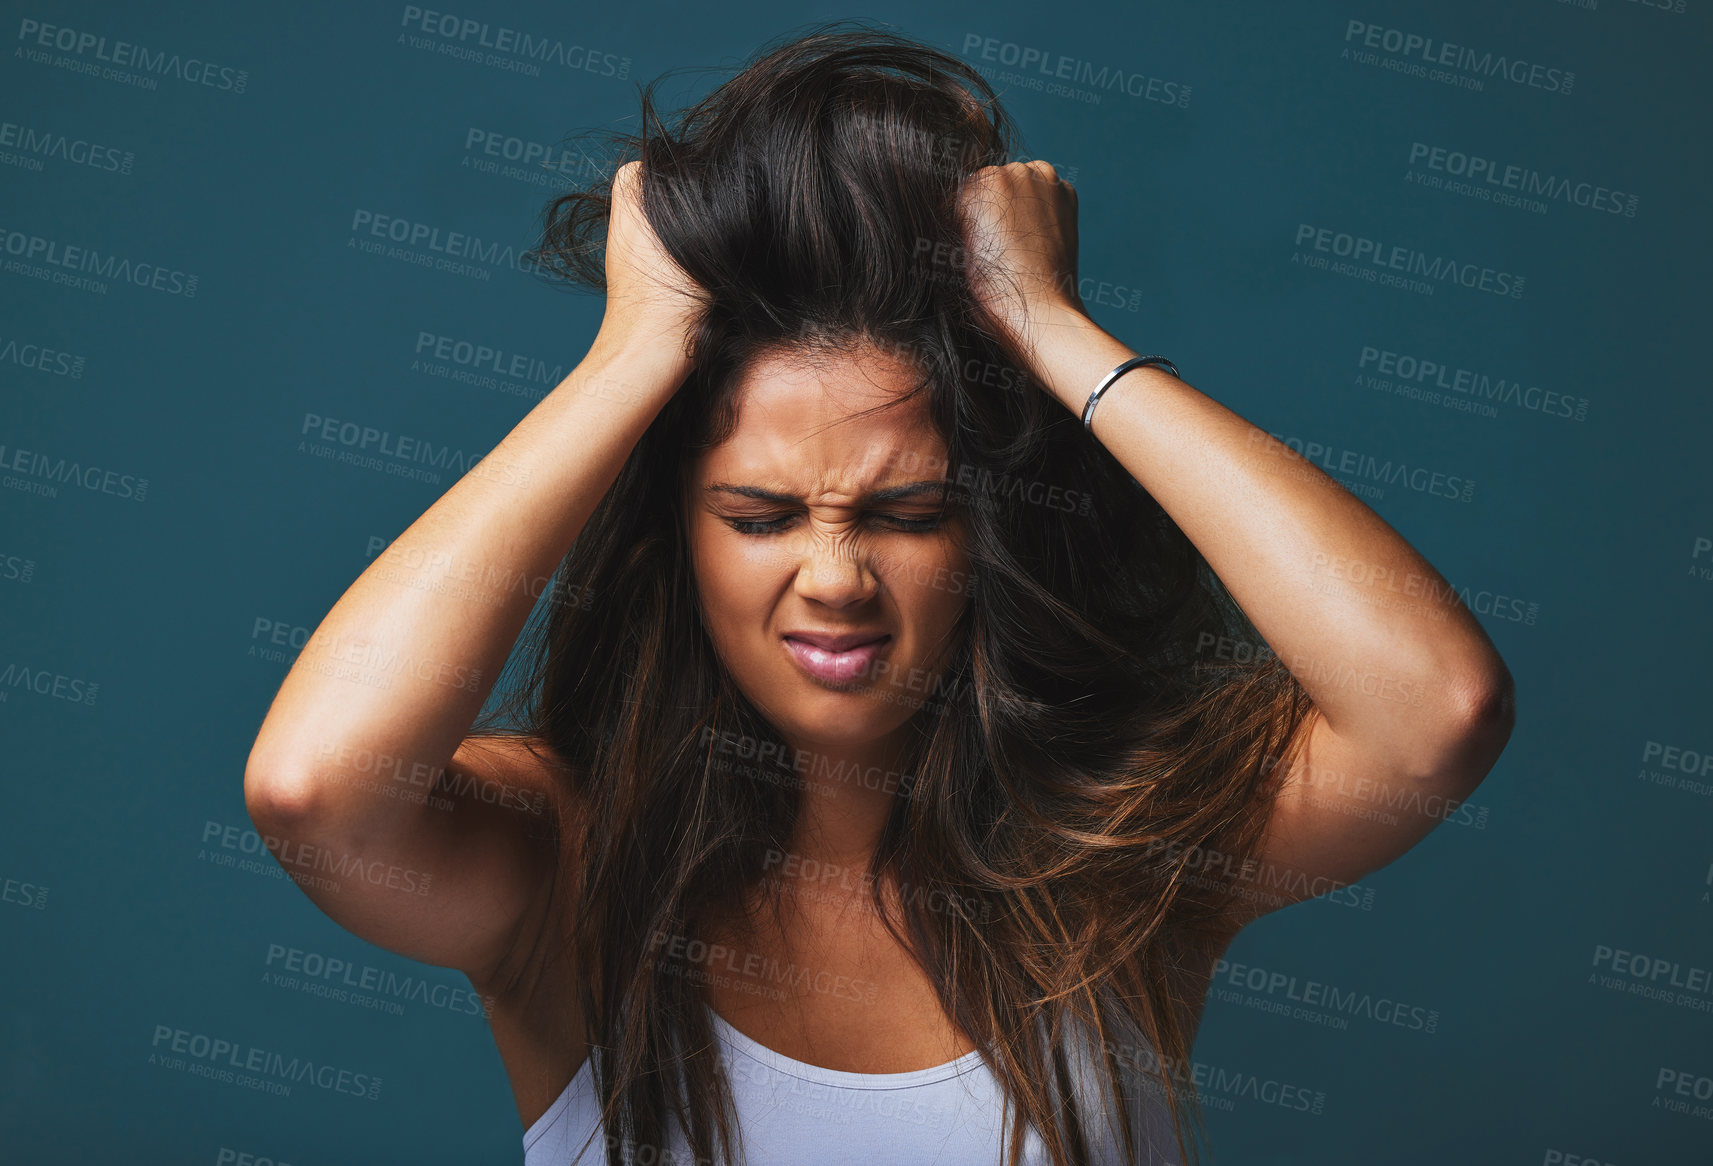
[482,20,1315,1166]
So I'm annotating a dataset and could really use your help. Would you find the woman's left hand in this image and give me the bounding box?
[956,161,1090,357]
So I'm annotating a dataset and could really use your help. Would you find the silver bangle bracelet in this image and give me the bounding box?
[1081,354,1180,431]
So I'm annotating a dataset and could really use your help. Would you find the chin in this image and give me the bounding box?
[775,694,898,747]
[753,672,917,750]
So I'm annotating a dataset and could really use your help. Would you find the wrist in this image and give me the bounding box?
[1020,305,1138,413]
[590,315,695,377]
[564,329,692,411]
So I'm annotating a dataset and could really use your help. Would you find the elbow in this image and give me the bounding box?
[243,747,325,831]
[1436,664,1516,795]
[1453,661,1516,737]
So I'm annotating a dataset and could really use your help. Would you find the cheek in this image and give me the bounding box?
[881,537,972,627]
[689,523,781,634]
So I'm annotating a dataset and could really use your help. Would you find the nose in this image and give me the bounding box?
[792,540,880,609]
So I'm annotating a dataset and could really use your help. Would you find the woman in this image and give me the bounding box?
[243,23,1515,1166]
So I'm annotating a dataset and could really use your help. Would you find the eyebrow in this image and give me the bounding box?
[704,479,949,505]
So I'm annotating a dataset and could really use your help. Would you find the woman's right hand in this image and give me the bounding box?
[592,159,706,370]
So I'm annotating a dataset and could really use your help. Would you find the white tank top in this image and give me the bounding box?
[522,1007,1181,1164]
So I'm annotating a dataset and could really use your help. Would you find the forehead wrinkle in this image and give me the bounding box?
[706,471,869,510]
[711,429,945,505]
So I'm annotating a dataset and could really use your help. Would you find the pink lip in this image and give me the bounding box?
[782,634,890,686]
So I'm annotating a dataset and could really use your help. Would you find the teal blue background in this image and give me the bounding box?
[4,1,1711,1163]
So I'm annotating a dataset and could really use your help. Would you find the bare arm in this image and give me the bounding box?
[246,337,685,806]
[243,161,704,986]
[960,162,1516,927]
[1030,306,1511,924]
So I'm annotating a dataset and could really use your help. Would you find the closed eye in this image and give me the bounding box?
[875,514,943,533]
[725,515,794,535]
[722,513,944,536]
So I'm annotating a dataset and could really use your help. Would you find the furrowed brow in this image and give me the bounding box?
[704,479,948,504]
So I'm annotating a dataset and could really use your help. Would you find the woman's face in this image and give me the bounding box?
[685,342,974,755]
